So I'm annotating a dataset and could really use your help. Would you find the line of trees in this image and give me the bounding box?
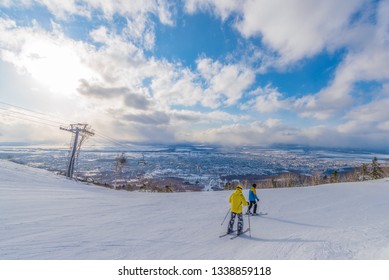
[224,157,389,190]
[325,157,387,184]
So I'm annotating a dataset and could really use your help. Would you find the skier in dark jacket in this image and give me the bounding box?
[246,183,259,215]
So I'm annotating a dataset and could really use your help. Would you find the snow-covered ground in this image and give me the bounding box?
[1,159,389,260]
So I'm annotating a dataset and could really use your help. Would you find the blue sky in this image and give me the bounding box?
[0,0,388,148]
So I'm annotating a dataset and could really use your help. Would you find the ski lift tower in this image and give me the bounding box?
[138,153,147,165]
[60,123,94,179]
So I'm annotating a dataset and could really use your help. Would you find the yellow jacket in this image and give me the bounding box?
[229,189,248,214]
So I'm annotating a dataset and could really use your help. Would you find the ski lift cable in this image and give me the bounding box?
[0,110,60,128]
[93,132,136,151]
[0,106,66,126]
[0,101,77,124]
[0,101,139,154]
[0,107,133,152]
[0,101,117,146]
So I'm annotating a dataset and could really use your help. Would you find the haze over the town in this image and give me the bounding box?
[1,0,388,149]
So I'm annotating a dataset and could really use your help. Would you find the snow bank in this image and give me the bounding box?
[1,159,389,260]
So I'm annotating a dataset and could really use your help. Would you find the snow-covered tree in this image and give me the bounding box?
[371,157,384,179]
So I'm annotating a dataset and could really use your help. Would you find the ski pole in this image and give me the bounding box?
[247,207,251,237]
[221,209,230,225]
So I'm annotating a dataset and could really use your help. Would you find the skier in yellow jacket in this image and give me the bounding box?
[227,185,249,235]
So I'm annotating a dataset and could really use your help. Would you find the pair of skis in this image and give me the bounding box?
[220,211,268,239]
[245,212,268,216]
[219,228,250,239]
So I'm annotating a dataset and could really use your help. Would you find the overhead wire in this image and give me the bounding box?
[0,110,61,129]
[0,101,76,125]
[93,132,135,150]
[0,106,65,126]
[0,100,135,151]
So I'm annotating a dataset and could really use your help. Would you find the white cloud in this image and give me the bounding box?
[292,0,389,120]
[0,119,64,143]
[294,38,389,120]
[184,0,366,64]
[1,0,173,51]
[236,0,365,63]
[124,93,152,110]
[243,84,289,113]
[184,0,241,21]
[77,79,129,99]
[149,57,256,110]
[265,118,282,128]
[123,111,170,126]
[185,0,389,125]
[122,13,156,50]
[377,121,389,131]
[336,84,389,136]
[185,119,299,146]
[0,14,256,144]
[197,58,255,108]
[0,0,175,24]
[0,19,98,95]
[150,64,203,108]
[293,84,354,120]
[170,109,247,126]
[346,97,389,123]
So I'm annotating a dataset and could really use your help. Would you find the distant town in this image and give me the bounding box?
[1,144,389,192]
